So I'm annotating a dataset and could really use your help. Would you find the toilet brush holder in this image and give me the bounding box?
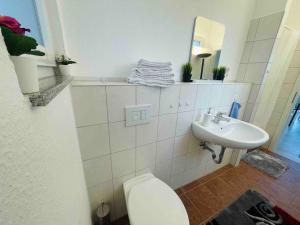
[95,202,110,225]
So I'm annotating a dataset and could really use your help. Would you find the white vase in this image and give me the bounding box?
[59,65,71,76]
[10,56,39,94]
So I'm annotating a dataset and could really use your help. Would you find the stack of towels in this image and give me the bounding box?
[128,59,175,87]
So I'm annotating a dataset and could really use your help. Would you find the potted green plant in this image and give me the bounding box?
[213,66,228,81]
[182,62,193,82]
[0,16,45,94]
[56,54,76,76]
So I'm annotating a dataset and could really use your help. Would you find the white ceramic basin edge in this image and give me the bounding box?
[192,118,269,149]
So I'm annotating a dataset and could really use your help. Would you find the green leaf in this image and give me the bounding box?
[28,50,45,56]
[1,26,45,56]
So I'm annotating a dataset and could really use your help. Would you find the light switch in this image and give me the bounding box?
[125,104,152,127]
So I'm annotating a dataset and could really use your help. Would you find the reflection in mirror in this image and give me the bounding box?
[190,16,225,80]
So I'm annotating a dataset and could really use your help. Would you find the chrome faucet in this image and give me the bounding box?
[212,112,231,124]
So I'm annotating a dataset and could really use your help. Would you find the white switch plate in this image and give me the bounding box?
[125,104,152,127]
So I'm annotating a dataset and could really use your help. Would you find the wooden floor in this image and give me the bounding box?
[112,151,300,225]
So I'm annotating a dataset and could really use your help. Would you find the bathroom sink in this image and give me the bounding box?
[192,118,269,149]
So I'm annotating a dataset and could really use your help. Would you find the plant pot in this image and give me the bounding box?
[58,65,71,76]
[10,56,39,94]
[183,73,193,82]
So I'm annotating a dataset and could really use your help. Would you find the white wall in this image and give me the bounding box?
[253,0,287,18]
[71,81,251,220]
[285,0,300,31]
[0,33,91,225]
[58,0,256,81]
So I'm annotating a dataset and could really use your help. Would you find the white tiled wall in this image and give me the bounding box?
[71,82,251,220]
[236,12,284,122]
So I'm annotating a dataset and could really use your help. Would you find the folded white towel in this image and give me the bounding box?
[137,59,172,68]
[136,67,172,73]
[132,70,174,78]
[129,59,175,87]
[128,76,175,87]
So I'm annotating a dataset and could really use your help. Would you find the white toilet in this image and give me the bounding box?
[123,173,189,225]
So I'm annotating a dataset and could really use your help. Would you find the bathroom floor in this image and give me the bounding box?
[276,113,300,163]
[112,150,300,225]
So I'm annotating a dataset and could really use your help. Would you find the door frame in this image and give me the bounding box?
[269,77,300,151]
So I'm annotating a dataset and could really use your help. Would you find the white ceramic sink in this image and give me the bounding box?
[192,118,269,149]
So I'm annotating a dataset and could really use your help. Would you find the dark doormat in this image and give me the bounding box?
[242,150,288,178]
[206,190,300,225]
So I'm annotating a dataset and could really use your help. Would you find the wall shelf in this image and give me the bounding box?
[29,76,73,107]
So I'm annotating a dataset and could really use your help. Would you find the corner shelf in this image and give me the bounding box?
[29,76,73,107]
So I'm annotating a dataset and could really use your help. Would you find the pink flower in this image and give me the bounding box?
[0,16,30,35]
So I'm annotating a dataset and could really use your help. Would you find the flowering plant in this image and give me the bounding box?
[56,54,76,65]
[0,16,44,56]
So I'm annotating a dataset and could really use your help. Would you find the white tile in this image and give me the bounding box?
[88,180,114,213]
[107,86,136,122]
[221,85,236,107]
[290,51,300,68]
[240,42,253,63]
[176,111,193,136]
[188,134,201,152]
[248,85,261,103]
[136,143,157,171]
[209,84,223,107]
[71,86,107,126]
[136,117,158,146]
[255,12,283,40]
[112,173,135,219]
[274,97,287,113]
[247,19,259,41]
[171,155,187,175]
[278,84,293,98]
[111,148,135,178]
[244,63,267,84]
[137,86,160,116]
[236,64,247,82]
[205,155,217,174]
[178,84,197,112]
[195,85,213,109]
[156,138,174,162]
[186,148,209,170]
[159,86,180,115]
[250,39,275,63]
[268,111,282,126]
[265,122,277,137]
[170,172,186,189]
[83,155,112,187]
[109,121,135,153]
[238,103,246,120]
[184,164,207,185]
[284,68,300,84]
[243,103,254,122]
[135,164,156,176]
[77,124,110,160]
[296,41,300,51]
[155,159,172,185]
[157,114,177,140]
[174,134,190,157]
[234,84,251,104]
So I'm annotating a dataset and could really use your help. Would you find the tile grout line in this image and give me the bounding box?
[105,85,117,217]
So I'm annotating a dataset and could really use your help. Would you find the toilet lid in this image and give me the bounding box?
[127,178,189,225]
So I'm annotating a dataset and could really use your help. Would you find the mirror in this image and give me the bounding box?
[190,16,225,80]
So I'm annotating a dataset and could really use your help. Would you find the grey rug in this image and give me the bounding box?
[242,150,288,178]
